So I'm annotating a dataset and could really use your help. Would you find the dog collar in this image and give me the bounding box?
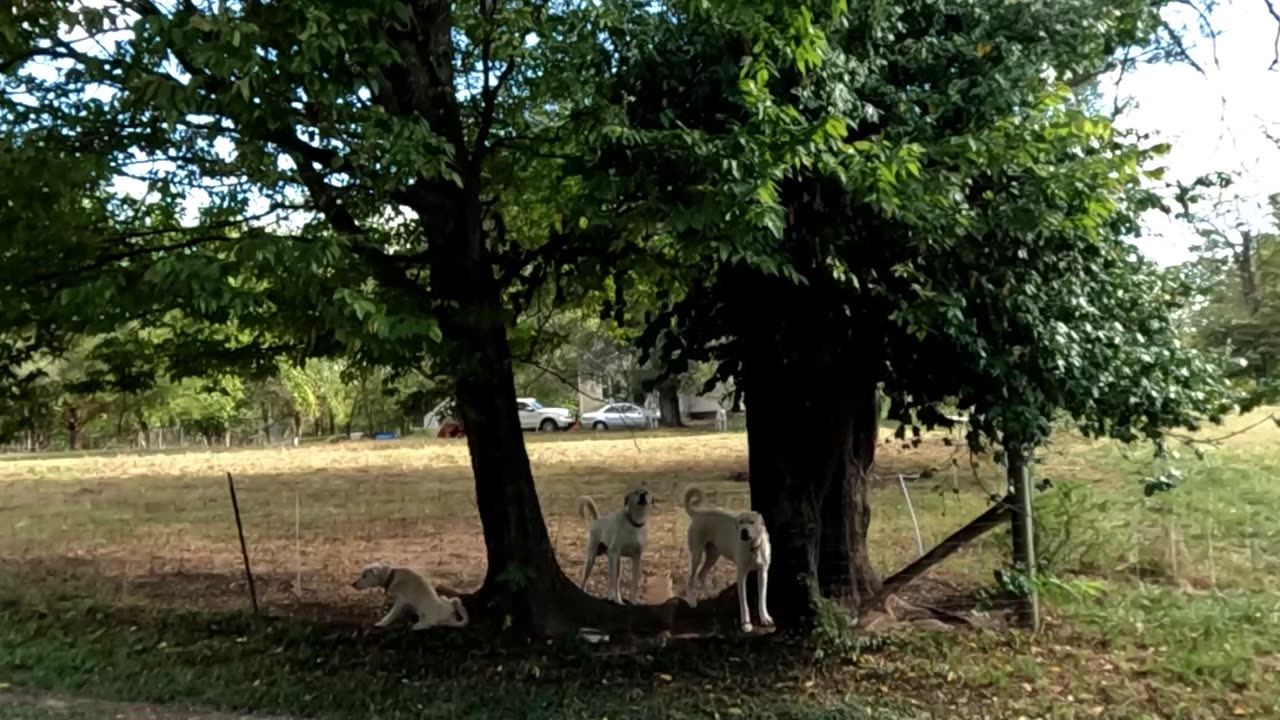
[382,569,397,589]
[626,515,646,529]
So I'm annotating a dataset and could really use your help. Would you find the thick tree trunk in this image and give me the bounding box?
[817,381,882,607]
[451,320,571,628]
[431,197,628,633]
[657,378,683,427]
[743,354,860,629]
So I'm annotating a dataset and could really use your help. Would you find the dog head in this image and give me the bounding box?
[623,487,652,524]
[736,512,766,546]
[351,561,392,590]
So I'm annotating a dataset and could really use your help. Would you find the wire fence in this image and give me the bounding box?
[0,420,370,454]
[0,426,1274,626]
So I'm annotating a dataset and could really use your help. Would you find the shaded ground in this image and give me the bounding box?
[2,415,1279,719]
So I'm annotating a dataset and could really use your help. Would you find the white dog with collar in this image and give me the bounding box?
[577,487,651,603]
[683,487,774,632]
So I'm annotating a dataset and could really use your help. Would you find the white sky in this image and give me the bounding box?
[1116,1,1280,266]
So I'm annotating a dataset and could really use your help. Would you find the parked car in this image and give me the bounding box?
[580,401,659,430]
[426,397,575,432]
[516,397,575,431]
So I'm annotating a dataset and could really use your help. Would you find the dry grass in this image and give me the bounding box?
[3,413,1279,719]
[3,410,1275,621]
[0,426,1008,620]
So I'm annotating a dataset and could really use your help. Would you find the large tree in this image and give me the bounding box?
[1,0,1249,635]
[590,0,1239,624]
[0,0,682,632]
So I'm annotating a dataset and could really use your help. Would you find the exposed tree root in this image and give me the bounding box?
[457,575,762,639]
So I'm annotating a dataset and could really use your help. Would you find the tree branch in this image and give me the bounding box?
[1265,0,1280,70]
[32,235,235,283]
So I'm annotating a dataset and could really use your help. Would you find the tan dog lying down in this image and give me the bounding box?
[351,562,469,630]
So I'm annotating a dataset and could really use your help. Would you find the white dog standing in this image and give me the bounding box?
[578,487,651,603]
[714,406,728,431]
[683,487,774,632]
[351,562,469,630]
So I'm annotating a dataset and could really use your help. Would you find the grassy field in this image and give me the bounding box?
[1,413,1277,719]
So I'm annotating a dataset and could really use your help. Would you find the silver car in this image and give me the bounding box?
[580,401,659,430]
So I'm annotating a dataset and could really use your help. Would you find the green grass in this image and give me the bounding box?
[1,411,1279,718]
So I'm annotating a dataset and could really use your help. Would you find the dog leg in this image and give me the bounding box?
[696,547,720,589]
[374,601,406,628]
[736,569,753,633]
[629,554,643,604]
[685,544,704,606]
[580,547,598,591]
[606,551,622,603]
[757,565,774,627]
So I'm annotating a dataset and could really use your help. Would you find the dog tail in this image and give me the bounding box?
[576,496,599,522]
[683,487,704,514]
[450,597,470,628]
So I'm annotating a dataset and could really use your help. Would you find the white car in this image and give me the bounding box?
[516,397,575,432]
[580,401,659,430]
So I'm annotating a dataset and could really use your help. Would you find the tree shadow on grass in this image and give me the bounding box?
[0,592,911,720]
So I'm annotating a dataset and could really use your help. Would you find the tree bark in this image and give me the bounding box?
[817,381,882,607]
[451,318,570,628]
[429,181,624,633]
[742,352,861,629]
[657,378,683,427]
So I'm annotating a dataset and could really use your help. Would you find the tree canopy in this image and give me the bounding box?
[0,0,1253,632]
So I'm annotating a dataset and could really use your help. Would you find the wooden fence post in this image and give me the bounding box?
[226,471,260,616]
